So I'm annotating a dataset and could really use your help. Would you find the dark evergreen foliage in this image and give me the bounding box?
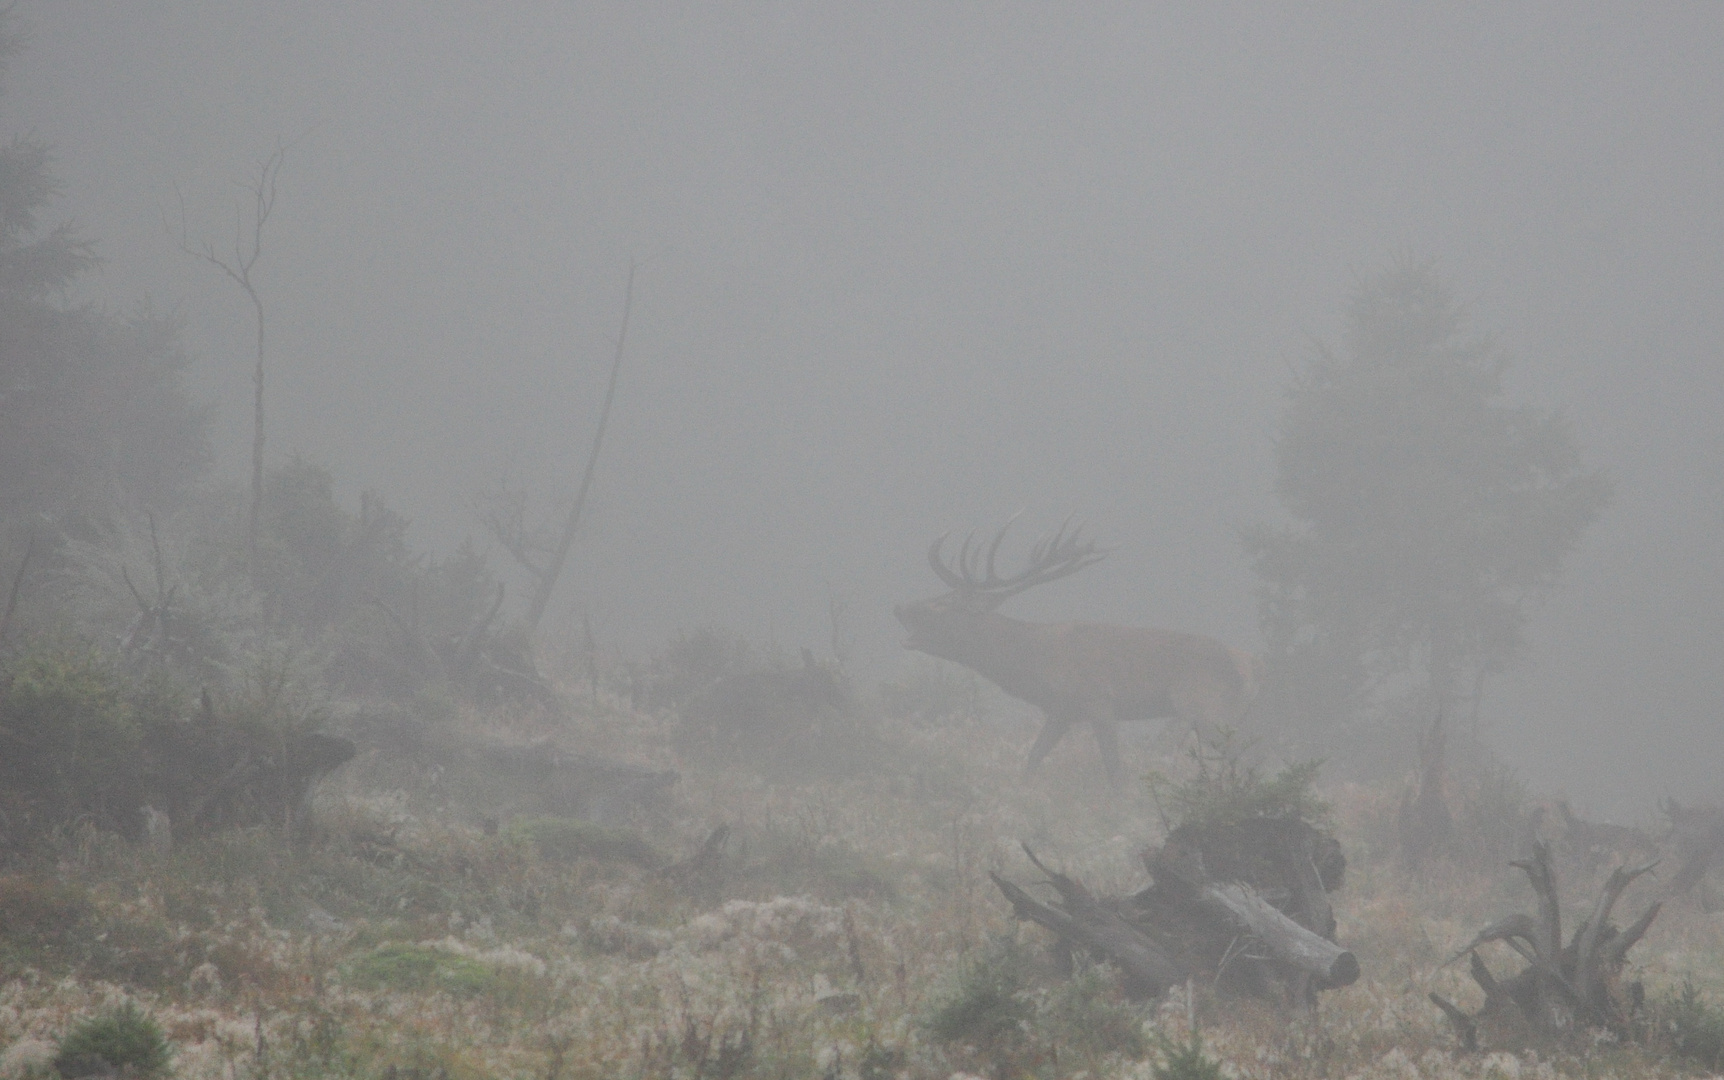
[1244,261,1609,748]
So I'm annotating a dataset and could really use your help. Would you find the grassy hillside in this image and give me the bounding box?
[0,656,1718,1080]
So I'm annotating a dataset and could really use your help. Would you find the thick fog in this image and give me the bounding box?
[11,4,1721,813]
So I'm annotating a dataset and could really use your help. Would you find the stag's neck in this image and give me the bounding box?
[930,611,1060,706]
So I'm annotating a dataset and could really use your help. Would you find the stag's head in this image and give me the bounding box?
[894,516,1108,655]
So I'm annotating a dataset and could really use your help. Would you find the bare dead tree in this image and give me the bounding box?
[479,264,635,632]
[175,144,288,557]
[524,261,635,631]
[1398,705,1454,867]
[0,532,35,643]
[1431,842,1659,1049]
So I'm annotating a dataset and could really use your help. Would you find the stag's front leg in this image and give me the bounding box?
[1024,713,1074,778]
[1087,713,1124,790]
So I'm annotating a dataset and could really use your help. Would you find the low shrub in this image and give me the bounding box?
[53,1001,173,1079]
[1147,734,1330,834]
[0,640,144,838]
[1659,980,1724,1071]
[1151,1030,1225,1080]
[925,940,1151,1075]
[1039,962,1149,1063]
[925,936,1037,1071]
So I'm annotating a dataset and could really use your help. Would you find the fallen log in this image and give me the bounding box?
[1200,881,1358,987]
[992,841,1355,1002]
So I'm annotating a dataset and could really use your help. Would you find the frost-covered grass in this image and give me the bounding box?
[2,683,1720,1079]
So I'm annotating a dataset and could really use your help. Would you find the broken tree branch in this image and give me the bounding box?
[993,848,1181,998]
[525,261,635,632]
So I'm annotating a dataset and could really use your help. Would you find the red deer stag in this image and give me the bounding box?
[893,518,1262,787]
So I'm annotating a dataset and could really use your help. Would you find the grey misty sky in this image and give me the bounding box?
[11,3,1723,813]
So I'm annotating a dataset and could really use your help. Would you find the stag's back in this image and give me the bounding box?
[1038,622,1256,717]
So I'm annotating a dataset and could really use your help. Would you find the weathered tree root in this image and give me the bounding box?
[1432,841,1660,1049]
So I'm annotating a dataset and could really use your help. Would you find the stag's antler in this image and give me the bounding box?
[928,514,1109,600]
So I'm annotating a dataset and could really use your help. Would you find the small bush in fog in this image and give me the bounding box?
[925,936,1038,1067]
[1039,961,1150,1062]
[52,1002,173,1079]
[0,640,144,839]
[674,647,876,776]
[925,937,1152,1076]
[1150,1030,1225,1080]
[1451,755,1537,867]
[1147,735,1330,833]
[630,625,755,712]
[1658,981,1724,1071]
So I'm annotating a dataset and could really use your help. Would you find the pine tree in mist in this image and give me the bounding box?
[0,12,211,576]
[1243,260,1609,756]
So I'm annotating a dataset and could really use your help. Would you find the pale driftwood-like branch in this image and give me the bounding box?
[1511,842,1562,968]
[1200,882,1358,987]
[1574,859,1658,1005]
[1445,912,1541,967]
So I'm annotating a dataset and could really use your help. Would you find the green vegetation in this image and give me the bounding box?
[1151,1030,1224,1080]
[341,942,501,997]
[925,936,1038,1052]
[924,937,1150,1077]
[0,641,145,837]
[53,1002,174,1079]
[1659,981,1724,1071]
[1147,735,1330,832]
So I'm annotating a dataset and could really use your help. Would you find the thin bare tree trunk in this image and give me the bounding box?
[526,262,635,632]
[176,144,285,559]
[0,532,35,642]
[249,284,266,556]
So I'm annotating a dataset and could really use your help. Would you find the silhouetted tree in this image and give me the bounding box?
[0,12,211,618]
[479,261,634,633]
[1243,261,1609,749]
[176,144,287,557]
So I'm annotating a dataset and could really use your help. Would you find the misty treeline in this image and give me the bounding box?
[0,0,1610,858]
[1244,262,1610,774]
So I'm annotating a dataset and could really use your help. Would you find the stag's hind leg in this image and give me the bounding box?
[1087,713,1125,790]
